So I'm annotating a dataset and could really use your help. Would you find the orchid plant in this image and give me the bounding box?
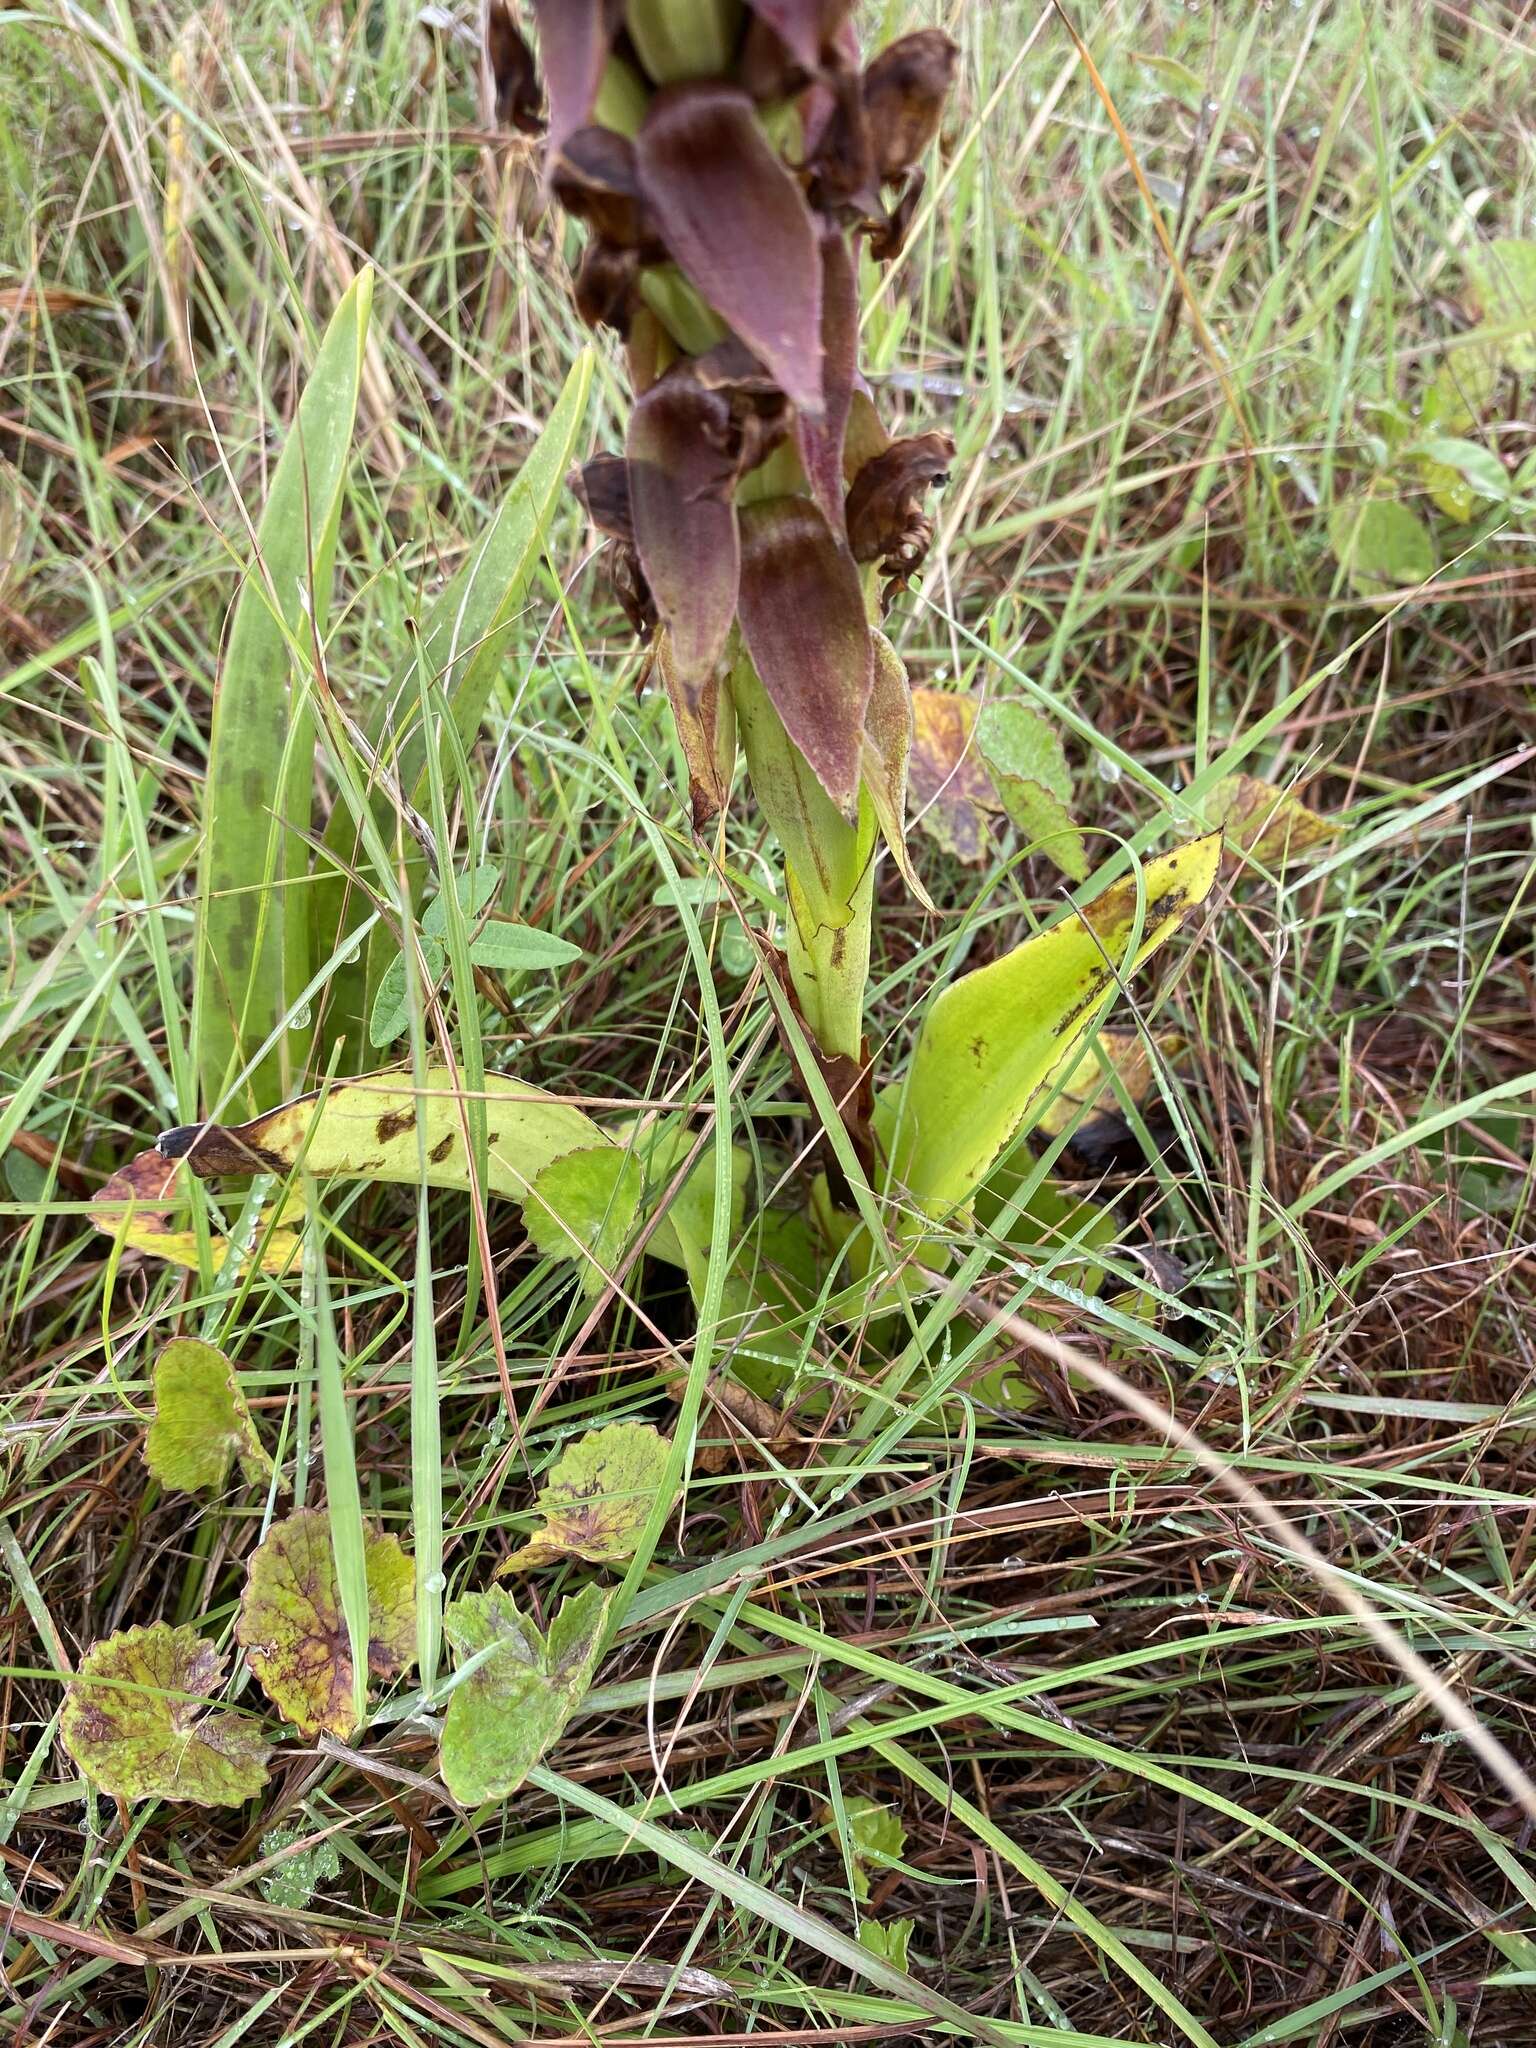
[99,0,1221,1398]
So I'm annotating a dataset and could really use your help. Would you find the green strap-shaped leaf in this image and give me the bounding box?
[317,353,593,1069]
[196,270,373,1115]
[879,835,1221,1214]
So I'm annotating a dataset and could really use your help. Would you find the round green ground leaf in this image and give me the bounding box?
[439,1582,611,1805]
[1328,496,1435,592]
[237,1508,416,1737]
[524,1145,642,1295]
[144,1338,275,1493]
[500,1420,675,1572]
[60,1623,268,1807]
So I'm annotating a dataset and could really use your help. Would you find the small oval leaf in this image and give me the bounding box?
[144,1339,275,1494]
[498,1420,675,1573]
[237,1509,415,1738]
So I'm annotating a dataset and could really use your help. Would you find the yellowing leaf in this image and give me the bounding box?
[977,701,1087,882]
[1033,1028,1181,1141]
[1203,773,1338,864]
[237,1509,415,1737]
[60,1623,268,1808]
[880,835,1222,1213]
[144,1339,275,1493]
[908,687,996,863]
[862,631,933,908]
[497,1421,674,1573]
[439,1582,610,1805]
[90,1149,301,1276]
[523,1146,643,1295]
[1328,496,1434,593]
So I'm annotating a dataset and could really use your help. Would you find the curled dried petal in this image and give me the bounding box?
[862,29,957,182]
[865,169,925,264]
[487,1,542,133]
[551,127,648,246]
[846,428,955,588]
[574,240,639,334]
[571,454,635,543]
[636,83,825,415]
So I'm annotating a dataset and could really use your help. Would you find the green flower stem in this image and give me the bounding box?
[731,651,875,1063]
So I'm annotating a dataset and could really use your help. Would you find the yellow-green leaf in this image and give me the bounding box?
[1032,1027,1181,1141]
[1202,773,1338,864]
[844,1795,906,1904]
[90,1148,302,1276]
[881,835,1222,1214]
[523,1146,643,1295]
[159,1066,610,1202]
[977,700,1087,881]
[439,1582,610,1805]
[60,1624,268,1808]
[1469,238,1536,372]
[497,1421,674,1573]
[236,1508,415,1737]
[1328,496,1435,593]
[144,1339,275,1493]
[907,686,996,864]
[861,631,933,907]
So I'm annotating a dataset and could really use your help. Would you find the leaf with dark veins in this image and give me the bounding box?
[736,496,873,816]
[797,229,859,530]
[61,1625,268,1808]
[237,1509,415,1739]
[636,84,825,415]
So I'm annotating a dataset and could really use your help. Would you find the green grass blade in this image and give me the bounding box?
[195,269,373,1115]
[316,351,593,1067]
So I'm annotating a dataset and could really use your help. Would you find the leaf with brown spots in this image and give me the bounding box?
[236,1509,415,1739]
[497,1421,675,1573]
[736,495,873,815]
[907,687,996,864]
[878,835,1222,1213]
[61,1624,268,1808]
[635,83,825,414]
[90,1148,301,1276]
